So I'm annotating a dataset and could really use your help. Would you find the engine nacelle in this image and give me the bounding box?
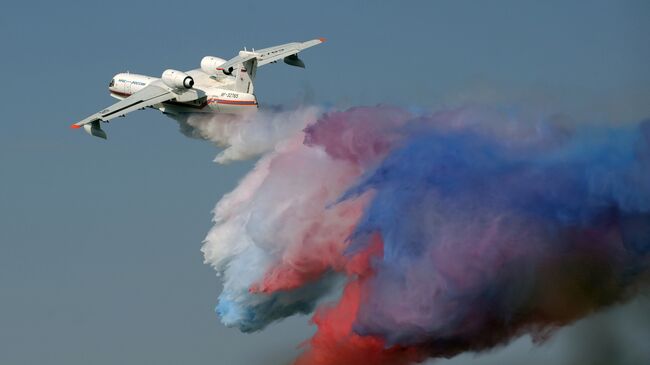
[200,56,227,75]
[161,69,194,89]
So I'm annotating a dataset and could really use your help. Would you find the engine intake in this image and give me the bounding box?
[161,69,194,89]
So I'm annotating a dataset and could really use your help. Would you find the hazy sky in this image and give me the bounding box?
[1,1,649,364]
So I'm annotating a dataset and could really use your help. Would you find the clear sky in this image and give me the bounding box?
[1,1,649,364]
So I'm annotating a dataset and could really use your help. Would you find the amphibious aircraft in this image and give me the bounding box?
[71,38,325,138]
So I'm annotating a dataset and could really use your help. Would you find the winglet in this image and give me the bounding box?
[70,124,81,129]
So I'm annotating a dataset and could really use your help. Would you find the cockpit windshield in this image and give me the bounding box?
[109,79,115,87]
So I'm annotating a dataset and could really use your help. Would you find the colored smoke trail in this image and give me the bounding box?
[200,105,650,364]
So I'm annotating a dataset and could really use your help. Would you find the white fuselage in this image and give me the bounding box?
[108,65,258,116]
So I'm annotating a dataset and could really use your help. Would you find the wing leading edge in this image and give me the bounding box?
[71,83,175,138]
[216,38,326,73]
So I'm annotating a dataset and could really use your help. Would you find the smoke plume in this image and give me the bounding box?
[176,105,321,163]
[197,105,650,365]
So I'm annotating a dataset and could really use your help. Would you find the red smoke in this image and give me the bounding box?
[295,236,428,365]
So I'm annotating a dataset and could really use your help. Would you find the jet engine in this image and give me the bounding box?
[200,56,227,75]
[161,69,194,89]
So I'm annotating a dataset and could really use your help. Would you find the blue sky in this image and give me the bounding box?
[1,1,649,364]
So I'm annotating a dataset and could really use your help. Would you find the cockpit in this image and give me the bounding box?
[109,79,115,87]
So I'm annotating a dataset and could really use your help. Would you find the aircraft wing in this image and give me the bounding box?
[256,38,325,66]
[216,38,326,73]
[71,83,175,138]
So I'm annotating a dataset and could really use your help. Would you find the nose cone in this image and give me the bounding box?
[108,73,123,90]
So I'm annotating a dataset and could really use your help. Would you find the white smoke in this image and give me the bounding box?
[176,106,322,164]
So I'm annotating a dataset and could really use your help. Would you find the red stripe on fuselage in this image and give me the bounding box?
[207,98,257,106]
[110,90,131,97]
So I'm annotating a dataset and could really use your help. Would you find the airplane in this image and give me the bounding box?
[71,38,325,139]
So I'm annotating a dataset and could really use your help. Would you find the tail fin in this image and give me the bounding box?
[234,58,257,94]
